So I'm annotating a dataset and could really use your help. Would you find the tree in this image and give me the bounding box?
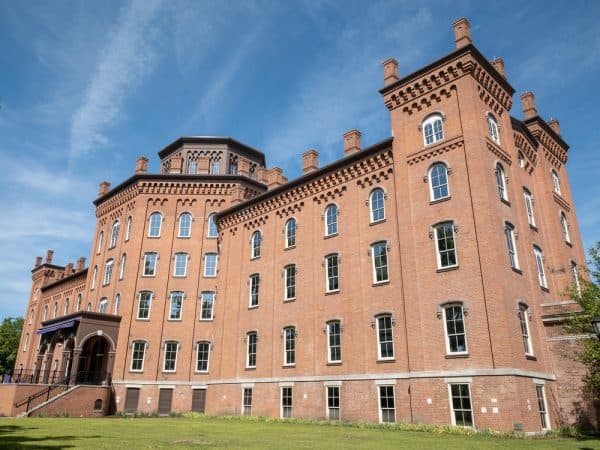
[566,242,600,396]
[0,317,24,374]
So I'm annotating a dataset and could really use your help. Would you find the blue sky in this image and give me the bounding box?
[1,1,599,320]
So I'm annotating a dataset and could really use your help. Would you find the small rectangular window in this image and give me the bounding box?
[173,253,188,277]
[169,292,184,320]
[200,292,214,320]
[535,384,550,430]
[131,341,146,371]
[371,242,389,283]
[327,386,340,420]
[204,253,218,277]
[435,223,457,269]
[504,224,519,270]
[281,386,293,418]
[523,190,536,227]
[163,342,178,372]
[137,292,152,320]
[247,332,257,368]
[533,247,547,288]
[249,274,260,307]
[449,383,473,427]
[444,305,467,354]
[285,265,296,300]
[376,315,394,360]
[378,385,395,423]
[284,327,296,366]
[243,388,253,415]
[327,321,342,363]
[326,254,340,292]
[196,341,210,372]
[143,253,158,276]
[518,304,533,356]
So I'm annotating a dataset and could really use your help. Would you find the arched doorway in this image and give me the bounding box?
[76,335,110,385]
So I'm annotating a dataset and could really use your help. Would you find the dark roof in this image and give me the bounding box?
[157,136,266,165]
[379,44,515,97]
[93,173,267,206]
[510,116,539,150]
[40,310,121,327]
[216,137,394,221]
[41,268,88,292]
[524,116,569,151]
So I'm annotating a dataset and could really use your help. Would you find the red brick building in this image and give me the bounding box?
[5,18,595,430]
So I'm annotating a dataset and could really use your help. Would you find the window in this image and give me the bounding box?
[23,333,29,352]
[327,386,340,420]
[327,320,342,363]
[518,304,533,356]
[211,159,220,175]
[99,298,108,314]
[52,302,58,318]
[207,214,218,238]
[249,274,260,307]
[103,259,114,285]
[523,189,535,227]
[518,150,525,168]
[87,302,92,311]
[148,212,162,237]
[169,291,184,320]
[285,218,296,248]
[571,261,581,295]
[246,332,257,368]
[551,169,561,195]
[560,212,570,243]
[504,223,519,270]
[178,213,192,238]
[119,254,126,280]
[378,385,396,423]
[196,341,210,372]
[29,309,34,324]
[283,327,296,366]
[188,160,197,174]
[449,383,473,427]
[487,114,500,144]
[203,253,217,277]
[443,304,467,354]
[173,252,188,277]
[434,222,457,269]
[43,305,48,320]
[137,291,152,319]
[533,246,547,288]
[423,113,444,145]
[429,163,449,201]
[114,294,121,315]
[242,388,252,415]
[200,292,214,320]
[370,189,385,223]
[76,294,82,312]
[125,216,132,241]
[143,252,157,276]
[284,264,296,300]
[324,204,338,236]
[371,242,389,283]
[63,298,69,315]
[281,386,292,418]
[228,157,238,175]
[251,231,261,258]
[130,341,146,371]
[110,221,120,248]
[91,266,98,289]
[325,253,340,292]
[376,315,394,360]
[535,384,550,430]
[495,163,508,201]
[163,341,178,372]
[96,231,104,254]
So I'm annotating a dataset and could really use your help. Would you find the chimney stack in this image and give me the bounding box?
[520,92,538,120]
[453,18,472,48]
[302,150,319,174]
[98,181,111,197]
[46,249,54,264]
[548,118,561,135]
[491,57,506,78]
[383,58,399,86]
[135,156,149,174]
[257,167,268,184]
[267,167,285,189]
[65,263,73,276]
[34,256,43,268]
[76,257,86,272]
[343,129,362,156]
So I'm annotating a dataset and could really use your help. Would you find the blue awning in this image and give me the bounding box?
[36,318,79,335]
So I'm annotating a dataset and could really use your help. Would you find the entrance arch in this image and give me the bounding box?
[76,335,111,385]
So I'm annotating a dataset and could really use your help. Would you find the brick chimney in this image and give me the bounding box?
[453,18,472,48]
[548,118,561,135]
[302,150,319,174]
[257,167,268,184]
[65,263,73,276]
[383,58,399,86]
[343,129,361,156]
[520,92,538,120]
[98,181,110,196]
[170,156,182,174]
[267,167,285,189]
[135,156,149,174]
[46,249,54,264]
[34,256,43,268]
[76,257,86,272]
[491,57,505,78]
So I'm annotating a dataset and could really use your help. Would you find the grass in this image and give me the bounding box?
[0,415,598,449]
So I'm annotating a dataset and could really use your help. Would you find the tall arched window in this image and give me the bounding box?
[43,305,48,321]
[369,189,385,223]
[429,163,449,201]
[487,114,500,144]
[91,266,98,290]
[52,302,58,318]
[63,298,70,315]
[148,212,162,237]
[551,169,561,195]
[285,218,297,249]
[251,231,261,259]
[110,220,120,248]
[325,204,338,236]
[125,216,132,241]
[560,212,570,243]
[504,222,519,270]
[495,163,508,201]
[178,213,192,238]
[119,254,126,280]
[99,298,108,314]
[76,294,82,312]
[422,113,444,145]
[114,293,121,315]
[207,214,218,238]
[96,231,104,254]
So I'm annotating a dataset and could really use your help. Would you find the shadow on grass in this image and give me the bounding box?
[0,424,101,449]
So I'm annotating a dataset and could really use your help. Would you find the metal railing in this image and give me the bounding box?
[14,377,71,413]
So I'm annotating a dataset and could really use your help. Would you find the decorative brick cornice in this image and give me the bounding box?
[485,138,511,166]
[553,192,571,212]
[513,131,537,170]
[275,202,305,219]
[96,184,139,218]
[525,121,568,168]
[406,136,464,166]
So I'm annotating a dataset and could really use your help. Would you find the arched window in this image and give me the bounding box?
[63,298,70,315]
[325,204,338,236]
[495,163,508,201]
[119,254,126,280]
[148,212,162,237]
[29,309,34,324]
[109,220,120,248]
[251,231,261,259]
[285,219,296,248]
[560,212,570,243]
[517,303,533,356]
[86,302,92,312]
[211,159,220,175]
[551,169,561,195]
[429,163,449,201]
[178,213,192,238]
[103,259,114,285]
[423,113,444,145]
[523,189,535,227]
[504,223,519,270]
[114,294,121,314]
[207,214,218,238]
[125,216,132,241]
[96,231,104,254]
[188,160,197,174]
[52,302,58,318]
[23,333,30,352]
[369,189,385,223]
[98,298,108,314]
[76,294,82,312]
[533,246,547,288]
[487,114,500,144]
[43,305,48,321]
[442,303,468,354]
[517,151,525,168]
[91,266,98,290]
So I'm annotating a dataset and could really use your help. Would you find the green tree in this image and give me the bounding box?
[566,242,600,395]
[0,317,24,373]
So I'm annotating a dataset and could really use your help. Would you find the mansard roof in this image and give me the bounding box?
[157,136,267,165]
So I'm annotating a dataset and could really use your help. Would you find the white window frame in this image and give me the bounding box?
[371,241,389,284]
[560,212,571,243]
[551,170,561,195]
[251,231,261,259]
[249,274,260,308]
[375,314,394,360]
[487,113,500,145]
[327,320,342,363]
[199,291,215,320]
[523,189,536,227]
[284,264,296,300]
[533,246,547,288]
[325,253,340,292]
[96,231,104,255]
[173,252,188,277]
[443,304,468,355]
[518,303,534,356]
[63,298,69,316]
[98,298,108,314]
[195,341,211,373]
[178,213,192,238]
[207,213,218,238]
[119,254,126,280]
[137,291,153,320]
[130,341,147,372]
[114,293,121,315]
[162,341,178,372]
[504,223,520,270]
[246,332,257,368]
[422,113,444,146]
[571,261,581,295]
[148,212,163,238]
[429,162,450,201]
[283,326,296,366]
[378,385,396,423]
[324,204,338,236]
[495,163,508,201]
[285,218,297,249]
[369,188,386,223]
[326,385,341,420]
[169,291,184,321]
[143,252,158,277]
[448,382,474,427]
[103,259,114,285]
[535,382,551,431]
[109,221,120,249]
[434,222,458,269]
[188,160,197,174]
[280,386,293,418]
[203,253,218,277]
[125,216,132,241]
[242,387,253,415]
[91,265,98,290]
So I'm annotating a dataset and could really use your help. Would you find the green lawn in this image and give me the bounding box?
[0,416,598,449]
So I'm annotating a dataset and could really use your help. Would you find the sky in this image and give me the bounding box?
[1,0,599,320]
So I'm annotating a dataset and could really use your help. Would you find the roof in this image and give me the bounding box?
[524,116,569,151]
[510,116,539,149]
[157,136,266,165]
